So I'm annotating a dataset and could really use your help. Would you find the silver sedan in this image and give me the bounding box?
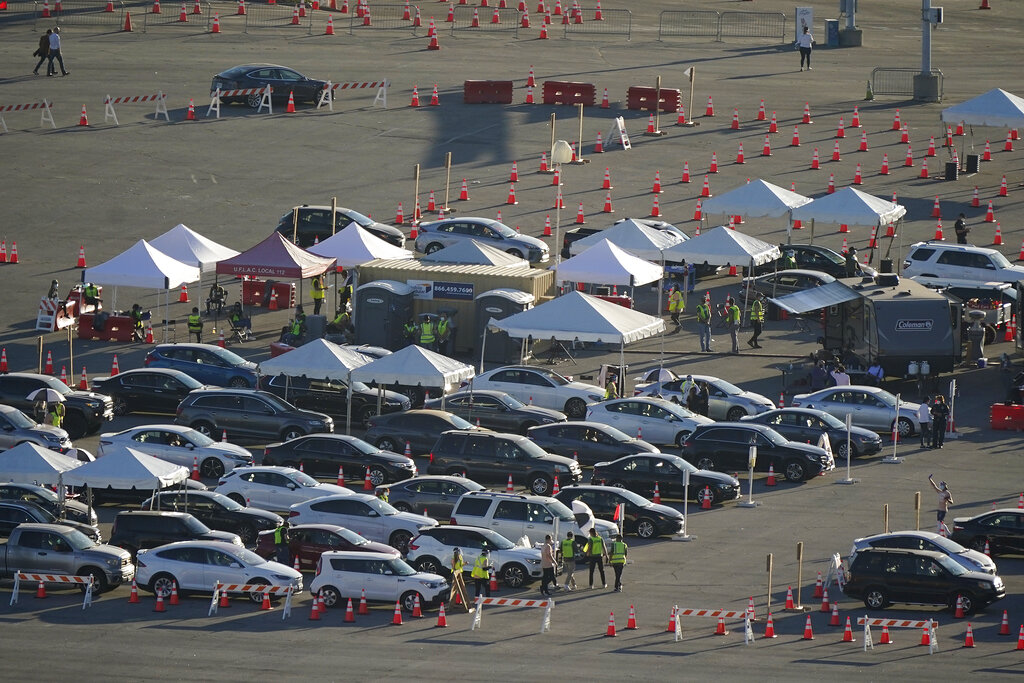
[791,385,922,437]
[634,375,775,421]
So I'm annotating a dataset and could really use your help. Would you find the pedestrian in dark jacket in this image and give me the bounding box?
[33,30,51,75]
[930,396,950,449]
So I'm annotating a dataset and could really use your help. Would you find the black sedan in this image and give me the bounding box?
[141,490,282,546]
[743,269,836,298]
[680,423,834,482]
[92,368,205,416]
[261,434,418,487]
[363,409,488,456]
[423,390,566,435]
[527,421,659,467]
[275,205,406,249]
[741,408,883,460]
[375,475,486,518]
[591,454,740,505]
[555,484,685,539]
[951,509,1024,556]
[258,375,410,429]
[753,244,876,278]
[211,64,328,108]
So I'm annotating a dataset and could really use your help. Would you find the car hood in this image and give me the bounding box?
[565,380,604,396]
[65,390,110,402]
[847,426,882,441]
[28,424,70,441]
[395,512,438,528]
[202,442,253,458]
[258,560,303,580]
[409,571,447,584]
[961,569,1001,583]
[203,530,242,544]
[243,507,284,525]
[786,441,829,457]
[960,549,997,572]
[515,405,566,421]
[310,483,354,497]
[737,390,775,407]
[290,408,333,422]
[694,469,740,487]
[504,545,544,561]
[644,502,684,519]
[372,450,417,465]
[80,544,133,563]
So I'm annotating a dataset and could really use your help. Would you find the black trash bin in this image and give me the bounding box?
[945,161,959,181]
[965,154,980,174]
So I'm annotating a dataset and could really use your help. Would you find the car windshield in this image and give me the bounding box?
[63,528,97,551]
[181,428,215,446]
[924,534,965,554]
[346,437,380,455]
[818,249,845,265]
[870,390,898,407]
[762,428,789,446]
[662,401,698,419]
[991,252,1012,268]
[448,414,475,430]
[208,492,244,511]
[710,379,743,395]
[810,411,846,429]
[530,368,570,386]
[6,410,36,428]
[662,455,698,474]
[936,554,968,576]
[599,425,632,442]
[547,499,576,523]
[352,381,373,392]
[27,487,59,504]
[336,528,368,545]
[491,223,518,238]
[387,558,418,576]
[211,348,250,367]
[365,497,399,516]
[609,487,655,507]
[519,439,551,459]
[37,376,73,396]
[292,471,321,487]
[343,209,374,227]
[258,392,295,411]
[184,516,213,534]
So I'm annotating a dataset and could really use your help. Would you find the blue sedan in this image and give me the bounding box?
[144,343,259,388]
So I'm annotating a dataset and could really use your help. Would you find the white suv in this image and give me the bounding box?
[288,493,437,554]
[469,366,604,419]
[406,525,543,589]
[310,550,448,612]
[902,241,1024,283]
[214,466,351,513]
[450,491,617,547]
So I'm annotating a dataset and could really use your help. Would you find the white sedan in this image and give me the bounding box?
[586,397,713,448]
[214,466,352,513]
[288,493,438,554]
[468,366,604,419]
[136,540,301,603]
[98,425,253,479]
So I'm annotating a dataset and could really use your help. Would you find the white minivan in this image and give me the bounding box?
[310,550,448,612]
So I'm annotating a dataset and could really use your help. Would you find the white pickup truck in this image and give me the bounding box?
[1,523,134,593]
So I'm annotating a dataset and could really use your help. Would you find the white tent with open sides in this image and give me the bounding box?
[568,218,686,260]
[350,345,475,391]
[420,239,530,268]
[83,239,201,290]
[790,187,907,229]
[661,225,781,267]
[62,446,188,490]
[699,179,813,219]
[149,224,240,272]
[259,338,371,379]
[941,88,1024,129]
[555,239,663,287]
[0,442,81,487]
[308,224,414,269]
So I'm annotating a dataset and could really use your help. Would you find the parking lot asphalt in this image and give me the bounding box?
[3,0,1024,678]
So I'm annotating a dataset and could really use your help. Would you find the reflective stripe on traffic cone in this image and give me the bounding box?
[626,604,638,629]
[392,600,403,625]
[605,611,617,637]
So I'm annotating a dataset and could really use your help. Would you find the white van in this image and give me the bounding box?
[310,550,448,612]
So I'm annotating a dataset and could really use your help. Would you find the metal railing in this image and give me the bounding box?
[450,6,519,35]
[141,2,210,30]
[34,0,126,28]
[871,68,944,100]
[659,9,786,43]
[563,7,629,39]
[346,4,418,33]
[241,2,313,32]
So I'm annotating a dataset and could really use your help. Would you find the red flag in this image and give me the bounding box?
[612,503,623,521]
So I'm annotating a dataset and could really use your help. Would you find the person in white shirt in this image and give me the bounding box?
[798,26,815,71]
[916,397,932,448]
[47,26,69,77]
[830,365,850,386]
[867,361,885,386]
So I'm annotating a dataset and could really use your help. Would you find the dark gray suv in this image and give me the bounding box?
[175,388,333,443]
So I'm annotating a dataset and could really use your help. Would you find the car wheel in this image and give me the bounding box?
[784,460,806,482]
[529,474,553,495]
[237,523,257,546]
[505,248,525,259]
[415,556,446,577]
[393,501,413,512]
[609,480,627,489]
[246,92,262,109]
[952,592,978,615]
[564,398,586,419]
[696,486,717,506]
[424,242,444,254]
[281,427,306,442]
[635,518,656,539]
[150,572,177,598]
[229,377,251,388]
[200,457,225,479]
[519,421,538,436]
[502,563,527,589]
[675,431,691,448]
[864,586,888,610]
[112,397,130,416]
[401,590,423,613]
[376,437,399,452]
[895,417,914,438]
[247,578,269,604]
[358,405,378,430]
[835,441,854,461]
[726,406,747,421]
[191,421,215,438]
[78,567,107,594]
[969,537,989,554]
[318,585,341,608]
[227,493,246,506]
[368,467,387,487]
[695,456,715,471]
[389,530,413,554]
[63,413,87,440]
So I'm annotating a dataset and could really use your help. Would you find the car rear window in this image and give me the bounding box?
[909,248,936,261]
[852,552,884,573]
[454,497,491,518]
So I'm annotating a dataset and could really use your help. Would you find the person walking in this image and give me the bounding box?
[187,307,203,343]
[726,297,741,354]
[33,30,51,76]
[584,527,608,589]
[695,297,712,352]
[930,395,950,449]
[608,533,628,592]
[917,396,933,448]
[928,474,953,536]
[559,531,578,592]
[540,534,556,597]
[797,25,815,71]
[747,292,765,349]
[668,285,684,326]
[954,213,970,245]
[471,548,493,598]
[47,26,69,77]
[48,401,66,429]
[603,374,619,400]
[310,273,326,316]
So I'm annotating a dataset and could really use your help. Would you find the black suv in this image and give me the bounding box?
[109,511,243,556]
[426,430,583,495]
[843,547,1005,615]
[261,434,418,487]
[140,491,283,545]
[0,372,113,439]
[554,485,685,539]
[258,375,410,429]
[175,388,333,442]
[275,205,406,248]
[679,422,834,482]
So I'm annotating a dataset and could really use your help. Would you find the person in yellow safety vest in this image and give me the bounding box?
[403,318,418,347]
[668,284,684,326]
[584,527,608,590]
[748,291,765,349]
[449,548,469,609]
[604,375,619,400]
[471,548,493,597]
[376,486,389,503]
[609,533,628,592]
[187,306,203,343]
[726,297,742,354]
[273,522,291,565]
[696,299,712,352]
[130,304,145,342]
[48,401,66,428]
[310,274,326,316]
[781,250,798,270]
[679,374,696,401]
[82,282,102,308]
[327,307,352,335]
[436,313,451,356]
[419,317,436,351]
[559,531,578,591]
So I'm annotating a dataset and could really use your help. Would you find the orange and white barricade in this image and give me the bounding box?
[857,616,937,653]
[36,297,76,332]
[104,92,170,125]
[209,581,294,619]
[11,571,94,608]
[0,99,56,133]
[471,596,552,634]
[316,79,390,111]
[207,85,273,119]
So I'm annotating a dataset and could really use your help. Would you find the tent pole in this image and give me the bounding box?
[479,328,488,374]
[658,250,665,373]
[810,219,815,245]
[345,369,353,435]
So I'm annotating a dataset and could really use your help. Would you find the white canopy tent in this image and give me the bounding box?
[63,446,189,490]
[0,442,81,487]
[149,224,240,272]
[790,187,907,229]
[941,88,1024,129]
[420,239,530,268]
[308,224,414,269]
[661,225,781,267]
[699,179,813,219]
[554,239,663,287]
[568,218,686,260]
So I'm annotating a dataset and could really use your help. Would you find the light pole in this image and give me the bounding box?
[551,140,573,269]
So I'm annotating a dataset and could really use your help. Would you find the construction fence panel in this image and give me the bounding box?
[450,6,519,35]
[242,2,313,32]
[142,2,210,30]
[563,7,629,40]
[34,0,126,28]
[870,67,944,100]
[657,10,719,40]
[347,4,419,33]
[718,10,786,42]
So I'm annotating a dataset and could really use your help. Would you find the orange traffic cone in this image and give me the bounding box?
[762,135,772,157]
[714,615,728,635]
[880,624,893,644]
[832,141,841,162]
[412,593,423,618]
[210,12,219,31]
[436,601,448,627]
[701,486,711,509]
[708,152,718,173]
[812,572,823,598]
[842,617,854,642]
[921,623,933,646]
[506,475,514,492]
[985,200,996,222]
[44,351,54,374]
[764,612,777,638]
[802,102,812,124]
[791,126,800,147]
[652,170,663,193]
[955,595,966,619]
[626,604,638,630]
[179,284,189,303]
[170,582,181,606]
[110,355,120,376]
[153,592,166,612]
[128,579,140,603]
[76,245,87,268]
[392,600,404,625]
[784,586,795,610]
[363,467,373,491]
[700,175,712,197]
[605,612,617,637]
[736,143,745,164]
[308,592,321,620]
[506,184,518,205]
[191,456,200,481]
[802,614,814,640]
[666,606,677,632]
[78,104,89,126]
[810,147,820,169]
[489,568,499,593]
[1000,610,1011,635]
[649,196,660,218]
[286,91,296,113]
[829,601,840,626]
[35,580,47,599]
[765,464,776,486]
[704,95,714,117]
[769,111,778,133]
[964,623,975,648]
[652,482,661,503]
[358,588,369,615]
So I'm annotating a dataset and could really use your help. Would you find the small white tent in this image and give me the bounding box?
[260,338,371,379]
[0,442,81,486]
[555,240,663,286]
[699,179,813,218]
[83,239,201,290]
[308,224,414,269]
[63,446,188,490]
[790,187,906,228]
[149,224,240,271]
[568,219,686,260]
[350,345,475,391]
[661,225,781,267]
[488,291,665,344]
[941,88,1024,129]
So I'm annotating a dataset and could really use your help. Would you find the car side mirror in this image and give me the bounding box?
[287,483,298,490]
[368,510,379,517]
[543,516,553,524]
[230,562,242,569]
[384,570,393,575]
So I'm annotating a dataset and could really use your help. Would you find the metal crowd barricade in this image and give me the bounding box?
[316,80,390,110]
[470,596,552,634]
[449,6,519,36]
[10,571,93,609]
[243,2,312,33]
[208,581,294,620]
[35,0,126,28]
[658,9,787,43]
[871,68,944,100]
[206,85,273,118]
[657,10,719,40]
[346,3,419,33]
[141,1,210,31]
[563,7,629,39]
[103,91,170,125]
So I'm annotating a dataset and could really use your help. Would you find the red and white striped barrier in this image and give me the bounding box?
[207,85,273,119]
[856,617,933,628]
[859,616,937,653]
[0,99,56,133]
[208,581,295,619]
[674,608,746,619]
[10,571,94,608]
[316,79,390,111]
[103,92,169,125]
[471,595,552,633]
[36,297,76,332]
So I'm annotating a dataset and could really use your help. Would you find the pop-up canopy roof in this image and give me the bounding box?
[216,232,336,279]
[83,239,201,289]
[149,224,240,271]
